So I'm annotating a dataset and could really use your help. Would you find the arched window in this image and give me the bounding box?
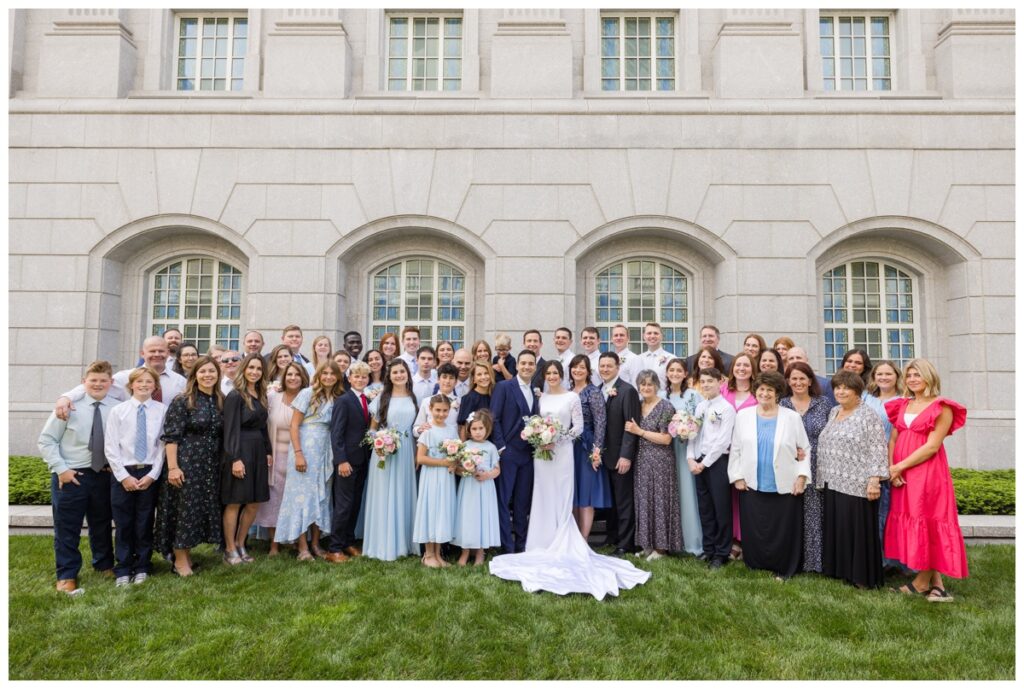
[149,257,243,352]
[822,259,917,374]
[594,259,689,356]
[371,257,466,348]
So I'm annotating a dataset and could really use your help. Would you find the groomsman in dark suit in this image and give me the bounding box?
[686,324,734,374]
[325,360,374,562]
[523,329,547,391]
[489,349,540,554]
[597,351,641,556]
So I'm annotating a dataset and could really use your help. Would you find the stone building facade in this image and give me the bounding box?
[8,8,1015,466]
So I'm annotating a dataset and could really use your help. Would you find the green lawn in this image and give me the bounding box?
[8,536,1014,680]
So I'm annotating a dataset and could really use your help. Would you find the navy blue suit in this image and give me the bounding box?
[328,389,372,552]
[490,376,540,553]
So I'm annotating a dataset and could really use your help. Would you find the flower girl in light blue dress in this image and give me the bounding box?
[413,395,459,568]
[452,409,501,566]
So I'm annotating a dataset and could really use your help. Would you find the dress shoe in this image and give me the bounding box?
[55,579,78,594]
[96,569,115,579]
[697,553,711,562]
[342,546,362,558]
[323,552,350,563]
[612,548,628,557]
[708,558,725,570]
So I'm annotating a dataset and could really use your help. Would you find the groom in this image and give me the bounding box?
[598,351,641,556]
[490,349,540,554]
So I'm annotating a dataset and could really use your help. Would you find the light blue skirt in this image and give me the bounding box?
[362,448,418,561]
[673,437,704,556]
[452,475,501,549]
[412,465,456,544]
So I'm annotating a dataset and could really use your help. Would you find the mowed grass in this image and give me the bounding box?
[8,536,1014,680]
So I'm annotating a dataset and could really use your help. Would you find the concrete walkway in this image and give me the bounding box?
[8,505,1016,543]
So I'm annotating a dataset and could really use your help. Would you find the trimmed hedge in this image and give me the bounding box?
[951,469,1015,516]
[6,455,1016,515]
[9,456,51,506]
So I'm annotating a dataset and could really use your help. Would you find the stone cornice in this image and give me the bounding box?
[46,8,135,47]
[495,8,568,36]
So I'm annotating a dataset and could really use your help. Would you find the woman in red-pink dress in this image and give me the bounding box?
[884,358,968,602]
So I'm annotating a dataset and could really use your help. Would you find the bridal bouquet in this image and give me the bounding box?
[667,410,702,441]
[437,437,466,471]
[457,445,485,478]
[520,415,565,461]
[362,427,404,469]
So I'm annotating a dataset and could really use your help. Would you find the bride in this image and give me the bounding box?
[489,361,651,600]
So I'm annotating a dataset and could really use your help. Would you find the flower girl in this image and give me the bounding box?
[452,409,501,566]
[413,395,459,567]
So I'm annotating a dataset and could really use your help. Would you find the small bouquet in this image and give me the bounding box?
[364,386,382,401]
[520,414,565,461]
[438,437,465,470]
[362,427,404,469]
[589,445,602,468]
[457,446,485,478]
[668,410,702,440]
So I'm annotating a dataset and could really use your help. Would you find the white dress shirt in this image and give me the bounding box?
[615,348,640,387]
[518,376,534,410]
[686,394,736,468]
[104,397,167,482]
[220,376,235,396]
[635,347,673,389]
[399,351,418,375]
[454,377,471,399]
[412,370,439,403]
[63,367,186,408]
[601,376,619,402]
[557,349,575,370]
[586,350,602,386]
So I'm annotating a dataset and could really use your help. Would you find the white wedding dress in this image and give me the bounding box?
[489,390,651,600]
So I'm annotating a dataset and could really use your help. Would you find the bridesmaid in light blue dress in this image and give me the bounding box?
[453,409,502,566]
[362,359,418,561]
[275,362,345,560]
[413,396,459,566]
[663,358,704,557]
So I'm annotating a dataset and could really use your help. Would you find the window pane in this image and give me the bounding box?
[820,17,833,36]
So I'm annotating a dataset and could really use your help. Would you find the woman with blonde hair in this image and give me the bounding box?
[884,358,968,601]
[869,360,904,402]
[275,361,346,560]
[311,336,334,370]
[471,339,493,364]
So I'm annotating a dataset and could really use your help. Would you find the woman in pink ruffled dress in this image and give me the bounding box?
[884,358,968,602]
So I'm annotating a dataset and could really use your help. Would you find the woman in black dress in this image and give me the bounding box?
[457,361,494,440]
[155,356,225,577]
[221,353,273,565]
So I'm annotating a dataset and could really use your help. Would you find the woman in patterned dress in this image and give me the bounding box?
[780,361,833,573]
[567,354,611,540]
[154,356,225,577]
[625,369,681,560]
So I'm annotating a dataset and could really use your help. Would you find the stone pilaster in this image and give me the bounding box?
[935,9,1015,99]
[713,9,802,98]
[491,9,572,98]
[264,9,351,97]
[37,9,136,97]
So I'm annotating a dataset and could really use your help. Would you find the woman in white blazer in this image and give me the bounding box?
[728,371,811,579]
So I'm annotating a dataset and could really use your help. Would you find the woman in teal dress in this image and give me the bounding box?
[274,361,344,560]
[363,359,418,561]
[663,357,704,557]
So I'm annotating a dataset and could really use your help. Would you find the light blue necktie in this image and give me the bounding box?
[134,403,148,461]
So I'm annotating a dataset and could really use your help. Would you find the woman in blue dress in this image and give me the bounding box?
[274,361,345,560]
[453,409,502,565]
[567,354,611,540]
[363,359,418,561]
[664,357,704,556]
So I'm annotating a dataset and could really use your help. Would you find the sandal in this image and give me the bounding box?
[891,580,928,596]
[236,546,254,563]
[297,550,314,562]
[926,586,954,603]
[222,550,242,566]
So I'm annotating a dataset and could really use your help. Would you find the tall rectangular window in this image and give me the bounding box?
[175,15,247,92]
[601,14,676,91]
[819,14,891,92]
[387,15,462,91]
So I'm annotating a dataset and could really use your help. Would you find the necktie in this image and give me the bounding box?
[152,382,163,403]
[134,403,148,462]
[360,393,370,424]
[89,401,107,471]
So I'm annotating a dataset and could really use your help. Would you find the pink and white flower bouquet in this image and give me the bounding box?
[362,427,404,469]
[520,414,565,461]
[667,409,702,441]
[457,446,485,477]
[437,437,466,470]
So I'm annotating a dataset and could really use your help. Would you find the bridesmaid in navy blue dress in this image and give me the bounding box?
[457,362,494,441]
[567,354,612,540]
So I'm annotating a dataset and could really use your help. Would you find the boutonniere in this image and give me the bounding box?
[604,385,618,398]
[449,397,460,411]
[706,410,722,425]
[532,387,543,398]
[618,354,627,365]
[365,387,381,401]
[657,354,668,366]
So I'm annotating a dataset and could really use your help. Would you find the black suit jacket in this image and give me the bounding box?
[602,378,640,469]
[329,390,372,468]
[530,356,547,391]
